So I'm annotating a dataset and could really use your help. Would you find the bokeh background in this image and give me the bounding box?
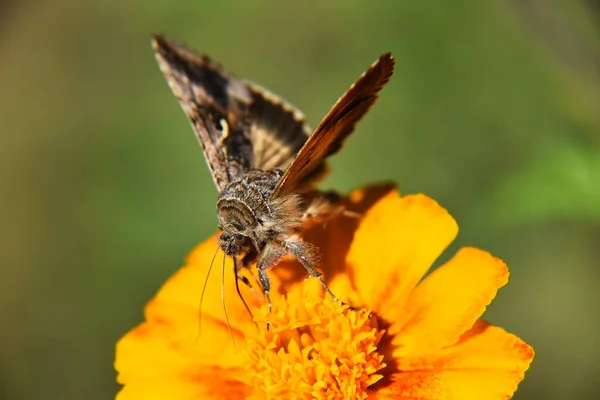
[1,0,599,399]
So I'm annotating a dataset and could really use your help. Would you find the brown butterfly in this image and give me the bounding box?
[152,34,394,323]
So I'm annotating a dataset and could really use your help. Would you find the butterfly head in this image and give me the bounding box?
[217,199,259,256]
[217,230,255,256]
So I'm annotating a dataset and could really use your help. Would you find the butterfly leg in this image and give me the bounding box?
[284,239,341,302]
[235,273,262,300]
[256,244,287,330]
[286,238,362,313]
[303,190,362,224]
[233,257,258,326]
[232,257,263,327]
[236,251,262,302]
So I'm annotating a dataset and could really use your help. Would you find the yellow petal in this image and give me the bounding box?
[116,323,190,383]
[371,320,534,399]
[347,192,458,319]
[155,236,260,334]
[115,311,247,387]
[263,184,398,303]
[116,366,251,400]
[391,247,509,356]
[116,236,263,391]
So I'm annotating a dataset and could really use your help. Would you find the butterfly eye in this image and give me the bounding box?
[231,221,245,232]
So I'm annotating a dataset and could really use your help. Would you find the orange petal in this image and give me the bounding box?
[347,191,458,319]
[115,312,244,385]
[116,366,251,400]
[116,323,190,383]
[116,236,264,389]
[371,320,534,400]
[307,184,400,284]
[154,236,261,334]
[391,247,509,356]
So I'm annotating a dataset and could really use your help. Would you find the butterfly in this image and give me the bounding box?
[152,34,394,323]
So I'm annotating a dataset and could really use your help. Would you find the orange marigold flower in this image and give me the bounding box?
[115,186,534,399]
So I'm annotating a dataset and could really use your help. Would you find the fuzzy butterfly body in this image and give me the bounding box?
[152,34,394,318]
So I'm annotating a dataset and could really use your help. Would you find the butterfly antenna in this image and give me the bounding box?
[222,252,236,351]
[194,244,220,344]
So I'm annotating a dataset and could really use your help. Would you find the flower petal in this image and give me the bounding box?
[115,309,245,388]
[391,247,509,356]
[116,366,251,400]
[116,323,191,383]
[275,184,398,301]
[371,320,534,400]
[115,235,263,391]
[347,192,458,319]
[156,236,261,334]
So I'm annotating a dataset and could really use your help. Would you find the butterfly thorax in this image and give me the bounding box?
[216,169,304,257]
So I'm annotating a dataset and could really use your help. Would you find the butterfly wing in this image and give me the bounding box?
[152,34,254,190]
[244,82,312,172]
[152,34,312,190]
[270,53,395,198]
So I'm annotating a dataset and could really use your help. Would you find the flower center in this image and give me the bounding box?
[242,282,386,400]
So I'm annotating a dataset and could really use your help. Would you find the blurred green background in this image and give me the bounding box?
[1,0,599,399]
